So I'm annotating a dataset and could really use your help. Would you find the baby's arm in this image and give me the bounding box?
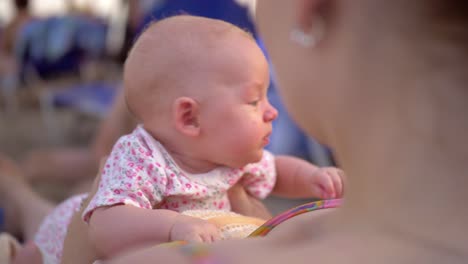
[84,133,220,259]
[89,206,220,258]
[272,155,344,199]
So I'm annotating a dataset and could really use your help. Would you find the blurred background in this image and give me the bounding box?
[0,0,135,156]
[0,0,334,214]
[0,0,155,157]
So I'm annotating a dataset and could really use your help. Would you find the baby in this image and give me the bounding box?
[32,15,344,264]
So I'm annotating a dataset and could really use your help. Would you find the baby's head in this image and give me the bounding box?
[124,15,277,169]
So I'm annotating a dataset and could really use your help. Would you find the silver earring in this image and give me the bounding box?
[290,28,315,47]
[290,16,325,48]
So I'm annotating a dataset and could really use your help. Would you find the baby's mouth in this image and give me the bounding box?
[262,132,271,145]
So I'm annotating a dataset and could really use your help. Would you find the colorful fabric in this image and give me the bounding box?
[249,199,342,237]
[83,125,276,221]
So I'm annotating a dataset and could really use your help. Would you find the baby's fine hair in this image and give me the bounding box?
[122,15,256,122]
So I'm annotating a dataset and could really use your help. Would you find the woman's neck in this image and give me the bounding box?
[332,82,468,256]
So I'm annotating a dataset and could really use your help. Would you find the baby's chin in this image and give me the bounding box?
[241,152,264,167]
[222,150,264,168]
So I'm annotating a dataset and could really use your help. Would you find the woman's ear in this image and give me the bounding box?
[173,97,200,137]
[297,0,323,30]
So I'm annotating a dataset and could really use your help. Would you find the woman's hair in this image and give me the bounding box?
[14,0,29,10]
[427,0,468,43]
[431,1,468,22]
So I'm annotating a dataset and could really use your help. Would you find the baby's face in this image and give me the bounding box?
[198,39,278,168]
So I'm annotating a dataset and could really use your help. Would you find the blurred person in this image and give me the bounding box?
[116,0,145,64]
[0,154,52,243]
[0,0,32,59]
[0,0,32,81]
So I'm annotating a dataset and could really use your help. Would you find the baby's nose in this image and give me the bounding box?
[264,103,278,122]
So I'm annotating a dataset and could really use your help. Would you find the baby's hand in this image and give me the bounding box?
[309,167,345,199]
[170,214,220,243]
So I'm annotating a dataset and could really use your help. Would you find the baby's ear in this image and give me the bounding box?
[173,97,200,137]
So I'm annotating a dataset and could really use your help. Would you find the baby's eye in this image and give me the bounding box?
[248,100,259,107]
